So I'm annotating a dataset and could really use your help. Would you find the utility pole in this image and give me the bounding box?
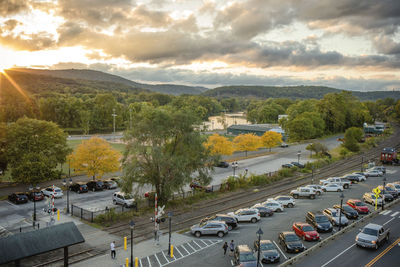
[112,108,117,140]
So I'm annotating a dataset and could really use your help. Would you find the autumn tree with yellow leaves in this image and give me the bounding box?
[204,134,234,156]
[68,137,121,180]
[233,133,261,157]
[261,131,283,152]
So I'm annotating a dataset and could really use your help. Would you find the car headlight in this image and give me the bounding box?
[371,240,376,244]
[355,236,359,241]
[305,234,310,238]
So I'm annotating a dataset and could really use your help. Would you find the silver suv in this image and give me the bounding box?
[356,223,390,249]
[290,187,316,199]
[191,221,228,237]
[274,195,296,208]
[113,192,135,208]
[323,208,348,226]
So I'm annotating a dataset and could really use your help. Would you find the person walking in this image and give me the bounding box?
[229,240,235,256]
[110,241,116,259]
[222,242,228,255]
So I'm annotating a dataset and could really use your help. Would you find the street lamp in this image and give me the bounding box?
[297,151,301,164]
[29,184,39,227]
[382,175,387,211]
[168,211,173,256]
[232,161,238,176]
[338,192,344,231]
[130,220,135,267]
[256,228,263,267]
[63,177,73,213]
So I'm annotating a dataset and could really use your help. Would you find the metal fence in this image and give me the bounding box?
[71,204,138,222]
[7,223,42,235]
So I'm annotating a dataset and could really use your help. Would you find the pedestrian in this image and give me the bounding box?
[229,240,235,256]
[110,241,116,259]
[222,241,228,255]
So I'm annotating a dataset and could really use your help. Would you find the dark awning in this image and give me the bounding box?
[0,222,85,264]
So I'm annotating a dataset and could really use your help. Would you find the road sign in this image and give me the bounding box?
[373,187,381,195]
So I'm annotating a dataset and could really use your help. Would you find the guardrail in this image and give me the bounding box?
[278,198,400,266]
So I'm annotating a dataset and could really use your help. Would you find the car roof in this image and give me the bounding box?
[15,192,26,195]
[348,198,361,202]
[293,222,310,226]
[237,244,252,252]
[282,231,296,236]
[260,240,273,244]
[364,223,382,230]
[205,220,225,225]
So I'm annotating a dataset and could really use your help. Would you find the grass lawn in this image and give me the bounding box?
[66,140,126,153]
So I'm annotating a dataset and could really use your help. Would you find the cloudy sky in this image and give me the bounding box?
[1,0,400,91]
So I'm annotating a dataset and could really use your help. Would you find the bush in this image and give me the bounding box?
[278,168,293,177]
[249,174,269,186]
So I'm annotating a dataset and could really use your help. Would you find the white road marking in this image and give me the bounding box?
[192,240,203,249]
[154,253,162,266]
[186,242,196,252]
[228,231,241,234]
[174,246,183,257]
[147,256,152,267]
[321,244,356,267]
[380,210,391,215]
[199,239,208,247]
[390,211,399,217]
[180,244,190,255]
[383,217,395,225]
[272,240,288,260]
[161,250,170,262]
[6,201,18,208]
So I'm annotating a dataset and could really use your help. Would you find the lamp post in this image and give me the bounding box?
[29,185,38,227]
[382,175,387,211]
[297,151,301,164]
[168,211,173,255]
[232,161,238,176]
[311,165,315,185]
[63,177,72,213]
[256,228,263,267]
[339,192,344,231]
[130,220,135,267]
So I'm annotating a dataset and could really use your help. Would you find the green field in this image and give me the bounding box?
[67,139,126,153]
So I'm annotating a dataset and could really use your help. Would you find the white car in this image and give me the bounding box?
[322,183,344,192]
[387,183,400,193]
[274,195,296,208]
[42,186,64,198]
[262,199,284,212]
[305,185,324,195]
[364,169,383,177]
[227,208,261,223]
[323,208,349,226]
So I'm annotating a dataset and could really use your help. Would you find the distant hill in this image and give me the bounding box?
[203,85,400,100]
[13,68,208,95]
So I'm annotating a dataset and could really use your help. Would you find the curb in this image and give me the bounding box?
[278,198,400,266]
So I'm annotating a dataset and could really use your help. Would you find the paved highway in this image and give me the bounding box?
[158,166,399,267]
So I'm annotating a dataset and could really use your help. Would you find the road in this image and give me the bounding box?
[152,166,399,267]
[0,135,341,232]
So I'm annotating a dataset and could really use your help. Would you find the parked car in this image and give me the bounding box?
[112,192,136,208]
[227,208,261,223]
[274,195,296,208]
[69,182,89,193]
[305,185,323,196]
[262,199,284,212]
[25,190,44,201]
[323,208,349,226]
[377,185,398,198]
[291,162,305,168]
[216,161,229,168]
[253,240,280,264]
[371,166,386,174]
[251,204,274,217]
[380,193,394,202]
[8,192,28,204]
[355,223,390,249]
[110,177,121,183]
[103,180,118,190]
[280,142,289,148]
[333,204,359,220]
[363,193,384,206]
[320,177,350,189]
[347,199,369,214]
[305,212,333,233]
[201,214,238,231]
[290,187,316,199]
[189,181,212,192]
[234,245,258,267]
[282,163,294,168]
[86,180,105,191]
[322,183,344,192]
[342,174,366,183]
[191,221,228,238]
[41,187,63,198]
[292,222,320,241]
[278,232,306,253]
[364,169,383,177]
[387,183,400,194]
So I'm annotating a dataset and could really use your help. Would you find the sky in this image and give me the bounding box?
[0,0,400,91]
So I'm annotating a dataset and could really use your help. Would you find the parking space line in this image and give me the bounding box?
[186,242,196,252]
[161,251,171,262]
[199,240,208,247]
[6,201,19,208]
[390,211,399,217]
[380,210,391,215]
[175,246,184,257]
[180,244,190,255]
[192,240,203,249]
[147,256,151,267]
[383,217,395,225]
[154,253,162,266]
[321,243,355,267]
[272,240,287,260]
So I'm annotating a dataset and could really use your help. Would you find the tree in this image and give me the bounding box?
[68,137,121,180]
[343,127,363,152]
[306,142,328,157]
[233,133,261,156]
[261,131,282,152]
[204,134,234,156]
[121,106,214,204]
[6,118,71,184]
[0,123,7,174]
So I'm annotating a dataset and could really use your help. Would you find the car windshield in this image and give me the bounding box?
[331,211,337,217]
[315,216,329,223]
[302,226,314,232]
[234,210,242,215]
[80,185,88,188]
[124,194,133,200]
[343,206,353,212]
[97,182,104,186]
[362,228,378,236]
[55,189,62,193]
[240,253,256,262]
[355,202,365,206]
[285,234,299,242]
[260,243,275,250]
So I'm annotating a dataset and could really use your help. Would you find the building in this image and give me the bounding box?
[227,124,287,140]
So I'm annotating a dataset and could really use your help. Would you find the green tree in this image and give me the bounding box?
[6,118,71,184]
[0,123,7,174]
[121,106,214,204]
[344,127,362,152]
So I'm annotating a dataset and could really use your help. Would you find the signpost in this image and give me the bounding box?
[372,187,381,211]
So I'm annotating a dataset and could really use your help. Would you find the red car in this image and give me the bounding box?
[347,199,369,214]
[292,222,320,241]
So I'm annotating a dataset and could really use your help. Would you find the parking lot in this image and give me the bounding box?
[163,167,399,267]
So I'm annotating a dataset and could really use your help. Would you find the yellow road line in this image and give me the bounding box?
[364,237,400,267]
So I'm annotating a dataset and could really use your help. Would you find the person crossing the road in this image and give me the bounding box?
[110,241,116,259]
[229,240,235,256]
[222,242,228,255]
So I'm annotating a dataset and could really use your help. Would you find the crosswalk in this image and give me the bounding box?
[379,210,400,218]
[134,239,222,267]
